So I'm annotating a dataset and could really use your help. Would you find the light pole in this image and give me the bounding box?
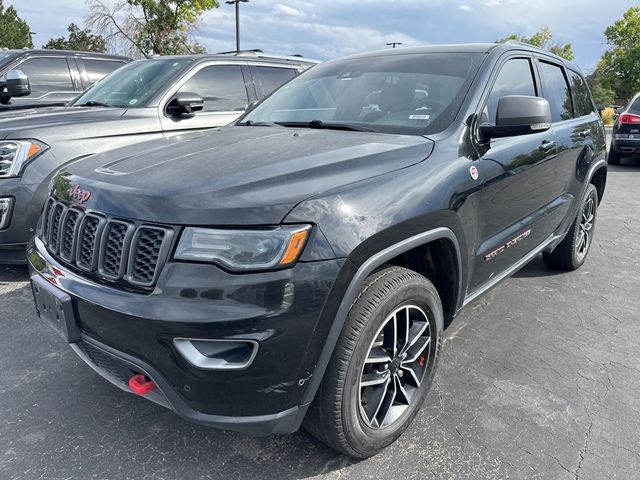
[226,0,249,53]
[386,42,403,49]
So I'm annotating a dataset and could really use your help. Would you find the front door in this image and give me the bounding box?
[469,56,562,293]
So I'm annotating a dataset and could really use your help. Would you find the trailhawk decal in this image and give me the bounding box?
[484,229,531,261]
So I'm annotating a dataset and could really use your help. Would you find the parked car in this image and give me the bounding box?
[28,43,606,457]
[608,93,640,165]
[0,52,317,263]
[0,49,130,111]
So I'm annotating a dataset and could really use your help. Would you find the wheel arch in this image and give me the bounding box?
[299,227,462,411]
[589,164,607,205]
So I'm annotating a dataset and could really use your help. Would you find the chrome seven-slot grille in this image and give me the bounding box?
[41,198,173,288]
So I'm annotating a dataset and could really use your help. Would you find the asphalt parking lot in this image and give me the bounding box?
[2,150,639,480]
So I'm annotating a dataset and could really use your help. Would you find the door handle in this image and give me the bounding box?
[538,140,556,152]
[579,129,591,138]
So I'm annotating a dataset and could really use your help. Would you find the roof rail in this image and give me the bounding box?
[215,49,320,64]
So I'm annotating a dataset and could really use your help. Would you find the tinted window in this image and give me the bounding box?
[72,58,191,108]
[179,65,248,112]
[539,61,572,122]
[84,59,126,85]
[486,58,536,124]
[16,57,74,96]
[255,66,297,95]
[628,97,640,113]
[244,53,484,136]
[568,71,594,117]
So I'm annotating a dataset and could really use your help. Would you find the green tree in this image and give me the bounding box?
[497,26,574,61]
[86,0,218,57]
[0,1,33,49]
[597,7,640,100]
[590,83,615,107]
[43,23,107,52]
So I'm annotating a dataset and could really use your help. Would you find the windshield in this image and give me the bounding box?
[242,52,484,135]
[71,58,192,108]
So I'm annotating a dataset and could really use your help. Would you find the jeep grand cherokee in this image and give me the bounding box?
[28,43,606,457]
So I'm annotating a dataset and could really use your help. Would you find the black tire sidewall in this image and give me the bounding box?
[567,184,598,269]
[340,274,443,457]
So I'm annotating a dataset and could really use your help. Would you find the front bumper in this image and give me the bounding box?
[0,176,47,264]
[28,236,347,435]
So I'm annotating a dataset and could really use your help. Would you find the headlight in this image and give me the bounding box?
[174,225,311,271]
[0,140,49,178]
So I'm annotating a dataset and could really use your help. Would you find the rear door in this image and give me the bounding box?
[470,55,561,292]
[159,62,252,134]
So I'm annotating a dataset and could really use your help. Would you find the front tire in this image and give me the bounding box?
[543,184,598,271]
[304,267,443,458]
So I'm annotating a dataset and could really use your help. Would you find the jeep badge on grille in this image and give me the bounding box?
[68,184,92,204]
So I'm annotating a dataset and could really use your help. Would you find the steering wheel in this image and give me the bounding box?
[413,99,447,114]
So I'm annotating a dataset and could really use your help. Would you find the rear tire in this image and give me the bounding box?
[543,184,598,271]
[608,147,621,165]
[303,267,443,458]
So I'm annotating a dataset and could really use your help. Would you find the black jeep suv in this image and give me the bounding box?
[608,92,640,165]
[0,52,316,263]
[28,43,606,457]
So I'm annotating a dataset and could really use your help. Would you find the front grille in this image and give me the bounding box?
[41,198,173,289]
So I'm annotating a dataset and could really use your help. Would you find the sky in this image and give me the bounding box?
[13,0,639,74]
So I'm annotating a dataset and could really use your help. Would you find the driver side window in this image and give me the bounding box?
[179,65,249,113]
[485,58,536,124]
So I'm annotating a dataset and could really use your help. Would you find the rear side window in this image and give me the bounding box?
[538,61,572,122]
[84,59,126,85]
[568,70,594,117]
[486,58,536,124]
[16,57,75,96]
[179,65,249,112]
[255,66,297,96]
[628,97,640,113]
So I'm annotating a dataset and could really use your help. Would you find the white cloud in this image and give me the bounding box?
[458,5,473,11]
[273,4,306,18]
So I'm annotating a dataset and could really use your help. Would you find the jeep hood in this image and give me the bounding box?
[55,126,434,225]
[0,106,127,140]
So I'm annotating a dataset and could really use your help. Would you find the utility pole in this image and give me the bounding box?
[226,0,249,52]
[386,42,403,49]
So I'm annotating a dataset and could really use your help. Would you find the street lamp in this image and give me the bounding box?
[386,42,403,49]
[226,0,249,53]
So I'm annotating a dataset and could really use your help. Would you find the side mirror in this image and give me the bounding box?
[166,92,204,117]
[6,70,31,98]
[0,69,30,105]
[479,95,551,140]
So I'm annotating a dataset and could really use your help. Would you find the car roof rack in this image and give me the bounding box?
[215,49,320,64]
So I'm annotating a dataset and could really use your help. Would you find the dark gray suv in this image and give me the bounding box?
[28,43,606,457]
[0,49,129,111]
[0,52,317,263]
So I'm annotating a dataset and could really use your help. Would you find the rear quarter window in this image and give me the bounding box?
[568,70,594,117]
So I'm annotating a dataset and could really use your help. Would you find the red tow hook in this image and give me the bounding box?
[128,374,157,395]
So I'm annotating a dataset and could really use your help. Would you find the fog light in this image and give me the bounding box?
[0,197,13,229]
[173,338,258,370]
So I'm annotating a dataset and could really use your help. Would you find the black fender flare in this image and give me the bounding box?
[296,227,462,414]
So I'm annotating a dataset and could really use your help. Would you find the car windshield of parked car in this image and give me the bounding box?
[71,58,192,108]
[242,52,484,135]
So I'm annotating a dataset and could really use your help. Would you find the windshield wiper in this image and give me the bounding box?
[237,120,279,127]
[276,120,373,132]
[76,101,111,108]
